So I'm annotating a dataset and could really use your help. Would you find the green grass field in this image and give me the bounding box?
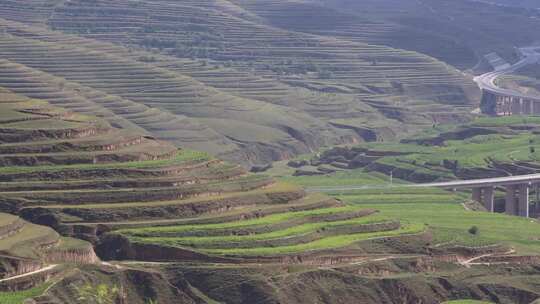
[0,283,49,304]
[202,224,424,255]
[280,171,540,254]
[302,116,540,183]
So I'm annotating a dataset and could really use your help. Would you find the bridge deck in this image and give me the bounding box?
[418,173,540,189]
[307,174,540,193]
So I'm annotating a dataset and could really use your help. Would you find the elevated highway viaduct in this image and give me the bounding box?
[476,46,540,116]
[421,174,540,218]
[309,174,540,218]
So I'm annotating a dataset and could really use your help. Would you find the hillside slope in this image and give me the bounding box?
[0,90,539,303]
[318,0,540,68]
[0,0,479,166]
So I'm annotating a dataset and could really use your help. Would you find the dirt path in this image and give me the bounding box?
[0,264,58,283]
[459,249,516,268]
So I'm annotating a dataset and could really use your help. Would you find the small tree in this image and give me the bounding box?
[468,225,479,235]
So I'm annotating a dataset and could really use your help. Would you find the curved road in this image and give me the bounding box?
[474,46,540,100]
[307,49,540,193]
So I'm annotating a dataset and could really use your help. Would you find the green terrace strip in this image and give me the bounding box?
[339,191,540,254]
[118,206,364,237]
[311,186,467,204]
[431,227,498,248]
[442,301,494,304]
[472,115,540,127]
[13,174,267,197]
[294,115,540,187]
[0,283,50,304]
[128,215,394,248]
[38,181,298,209]
[0,149,210,174]
[280,170,394,187]
[199,224,425,256]
[61,192,336,227]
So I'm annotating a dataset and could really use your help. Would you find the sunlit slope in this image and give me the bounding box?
[0,1,480,166]
[0,19,366,165]
[0,92,419,263]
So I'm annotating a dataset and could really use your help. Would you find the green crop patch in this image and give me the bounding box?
[338,193,540,253]
[118,206,364,237]
[0,149,209,174]
[126,214,392,247]
[0,283,50,304]
[442,301,493,304]
[200,224,425,255]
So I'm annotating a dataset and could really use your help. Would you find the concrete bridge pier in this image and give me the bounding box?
[481,90,540,116]
[471,187,495,211]
[482,186,495,212]
[503,183,530,217]
[473,184,531,217]
[518,184,530,218]
[505,185,517,215]
[472,188,482,202]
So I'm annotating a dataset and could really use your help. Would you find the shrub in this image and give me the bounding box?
[468,226,479,235]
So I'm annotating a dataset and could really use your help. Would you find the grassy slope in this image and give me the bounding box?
[346,115,540,179]
[0,283,50,304]
[284,174,540,254]
[278,116,540,255]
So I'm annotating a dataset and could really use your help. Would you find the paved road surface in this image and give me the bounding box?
[474,46,540,100]
[307,173,540,192]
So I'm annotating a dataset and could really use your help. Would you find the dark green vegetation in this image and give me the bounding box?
[0,0,485,167]
[0,283,50,304]
[291,115,540,183]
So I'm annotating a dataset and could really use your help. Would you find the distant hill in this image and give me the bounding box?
[320,0,540,67]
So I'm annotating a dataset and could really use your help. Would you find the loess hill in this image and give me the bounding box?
[0,89,414,264]
[1,91,540,303]
[0,0,481,166]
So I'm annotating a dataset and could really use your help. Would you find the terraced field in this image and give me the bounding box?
[319,0,540,68]
[1,91,539,303]
[0,0,480,166]
[0,210,96,289]
[288,115,540,187]
[0,90,422,268]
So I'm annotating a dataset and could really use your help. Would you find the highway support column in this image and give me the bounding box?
[518,183,530,218]
[505,185,517,216]
[482,186,495,212]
